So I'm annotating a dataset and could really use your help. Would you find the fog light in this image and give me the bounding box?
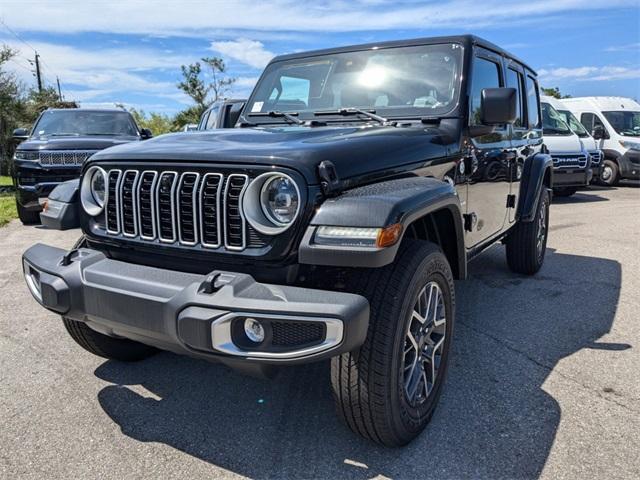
[244,318,265,343]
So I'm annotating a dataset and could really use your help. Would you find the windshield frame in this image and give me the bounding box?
[244,41,465,125]
[30,110,140,138]
[557,109,590,138]
[602,110,640,137]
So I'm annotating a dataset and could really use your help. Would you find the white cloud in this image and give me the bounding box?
[210,39,274,69]
[1,0,637,35]
[604,43,640,52]
[538,65,640,81]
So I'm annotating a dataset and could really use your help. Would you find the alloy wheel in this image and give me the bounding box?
[536,196,547,259]
[403,281,447,407]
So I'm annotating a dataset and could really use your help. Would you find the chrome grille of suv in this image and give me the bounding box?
[551,153,589,169]
[39,150,98,166]
[103,168,255,251]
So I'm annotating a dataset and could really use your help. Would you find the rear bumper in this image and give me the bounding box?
[552,168,592,188]
[22,244,369,367]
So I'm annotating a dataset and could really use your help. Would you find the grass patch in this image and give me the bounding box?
[0,194,17,227]
[0,176,13,186]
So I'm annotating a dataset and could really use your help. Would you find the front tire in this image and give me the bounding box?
[63,317,158,362]
[331,240,455,447]
[599,159,619,186]
[505,187,550,275]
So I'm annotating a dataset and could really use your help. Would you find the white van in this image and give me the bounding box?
[562,96,640,185]
[541,95,592,197]
[546,97,603,183]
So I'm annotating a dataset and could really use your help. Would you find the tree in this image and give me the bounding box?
[23,86,77,124]
[0,45,26,174]
[541,87,571,99]
[176,56,235,127]
[128,108,174,136]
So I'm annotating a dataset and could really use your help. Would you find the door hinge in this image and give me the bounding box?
[506,194,516,208]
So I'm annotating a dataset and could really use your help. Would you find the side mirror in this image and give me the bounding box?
[480,88,517,125]
[592,125,606,140]
[12,128,29,142]
[140,128,153,139]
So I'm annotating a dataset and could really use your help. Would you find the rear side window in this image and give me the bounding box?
[525,76,540,128]
[470,57,501,126]
[506,68,525,127]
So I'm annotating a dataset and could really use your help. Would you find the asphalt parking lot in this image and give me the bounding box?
[1,183,639,480]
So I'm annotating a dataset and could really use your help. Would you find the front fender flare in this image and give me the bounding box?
[298,176,465,271]
[517,153,553,222]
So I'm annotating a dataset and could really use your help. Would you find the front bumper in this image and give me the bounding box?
[22,244,369,367]
[552,167,593,188]
[14,161,80,211]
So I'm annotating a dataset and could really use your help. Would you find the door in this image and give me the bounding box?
[507,65,543,223]
[465,50,512,247]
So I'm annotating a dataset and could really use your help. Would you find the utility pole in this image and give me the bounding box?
[56,76,63,100]
[34,52,42,92]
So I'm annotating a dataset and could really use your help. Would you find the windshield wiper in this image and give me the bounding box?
[247,110,304,125]
[313,108,390,125]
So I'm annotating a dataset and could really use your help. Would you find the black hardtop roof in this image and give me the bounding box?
[270,34,536,75]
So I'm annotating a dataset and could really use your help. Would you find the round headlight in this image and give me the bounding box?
[260,175,300,225]
[243,172,301,235]
[91,168,106,207]
[81,166,108,216]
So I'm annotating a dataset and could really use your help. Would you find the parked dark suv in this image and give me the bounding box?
[23,36,552,446]
[12,108,150,224]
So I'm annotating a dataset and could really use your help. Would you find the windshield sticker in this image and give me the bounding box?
[251,102,264,113]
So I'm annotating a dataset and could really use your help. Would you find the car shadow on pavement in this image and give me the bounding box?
[94,246,622,479]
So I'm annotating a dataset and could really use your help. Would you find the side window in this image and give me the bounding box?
[470,56,501,126]
[205,105,220,130]
[506,68,525,127]
[581,113,595,131]
[525,76,540,128]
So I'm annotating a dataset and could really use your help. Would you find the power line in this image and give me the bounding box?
[0,17,37,53]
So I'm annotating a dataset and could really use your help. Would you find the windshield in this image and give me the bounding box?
[247,43,463,121]
[541,103,572,136]
[558,109,589,137]
[602,111,640,137]
[32,110,138,137]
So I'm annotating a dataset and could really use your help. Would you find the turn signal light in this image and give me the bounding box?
[376,223,403,248]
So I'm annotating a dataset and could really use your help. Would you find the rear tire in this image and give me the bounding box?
[599,159,619,186]
[17,202,40,225]
[62,317,158,362]
[506,187,550,275]
[331,240,455,447]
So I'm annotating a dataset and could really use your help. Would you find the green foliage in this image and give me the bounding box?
[541,87,571,99]
[128,108,175,136]
[175,56,236,128]
[0,175,12,186]
[0,193,17,227]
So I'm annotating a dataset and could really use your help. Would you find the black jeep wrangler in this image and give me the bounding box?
[23,35,552,447]
[12,108,151,224]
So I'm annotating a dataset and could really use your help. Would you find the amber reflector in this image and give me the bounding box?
[376,223,403,248]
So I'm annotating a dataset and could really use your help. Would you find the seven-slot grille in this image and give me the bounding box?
[551,153,589,169]
[103,168,255,251]
[38,150,98,166]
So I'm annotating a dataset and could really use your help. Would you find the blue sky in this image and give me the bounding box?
[1,0,638,114]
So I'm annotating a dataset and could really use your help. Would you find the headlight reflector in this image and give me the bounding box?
[260,175,299,225]
[243,172,301,235]
[81,166,108,216]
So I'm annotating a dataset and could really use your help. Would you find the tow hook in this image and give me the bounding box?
[199,272,237,294]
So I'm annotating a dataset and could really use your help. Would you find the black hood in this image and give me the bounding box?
[90,125,452,185]
[18,135,140,151]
